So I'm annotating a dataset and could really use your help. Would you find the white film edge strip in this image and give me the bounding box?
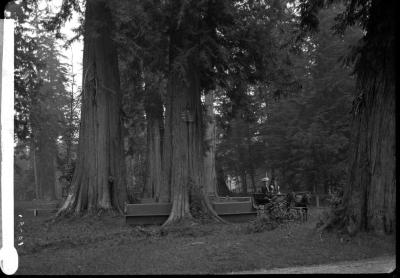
[0,19,19,275]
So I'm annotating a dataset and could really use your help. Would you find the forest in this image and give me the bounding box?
[8,0,395,234]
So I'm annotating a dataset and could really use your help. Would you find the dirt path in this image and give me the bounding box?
[230,256,396,274]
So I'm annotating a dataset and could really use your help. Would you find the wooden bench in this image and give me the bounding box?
[125,199,257,225]
[211,200,256,223]
[125,203,171,225]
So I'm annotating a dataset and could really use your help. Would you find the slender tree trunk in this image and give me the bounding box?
[58,0,126,215]
[32,144,39,199]
[144,86,163,201]
[241,171,247,194]
[204,92,218,197]
[65,87,74,167]
[37,132,56,200]
[247,141,256,193]
[230,103,249,195]
[249,168,256,193]
[161,97,172,203]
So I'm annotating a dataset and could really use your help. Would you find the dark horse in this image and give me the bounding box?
[286,192,311,221]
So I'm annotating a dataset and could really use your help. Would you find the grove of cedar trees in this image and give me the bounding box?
[10,0,395,234]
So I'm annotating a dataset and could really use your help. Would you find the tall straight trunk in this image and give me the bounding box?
[241,171,247,194]
[249,167,256,193]
[164,71,197,222]
[161,96,172,202]
[162,25,224,225]
[144,87,163,201]
[344,74,395,234]
[247,137,256,193]
[36,132,56,200]
[230,104,249,195]
[204,92,218,197]
[344,77,395,234]
[32,144,39,199]
[65,92,74,167]
[58,0,126,215]
[339,0,395,235]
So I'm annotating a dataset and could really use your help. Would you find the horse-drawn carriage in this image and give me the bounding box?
[252,191,311,222]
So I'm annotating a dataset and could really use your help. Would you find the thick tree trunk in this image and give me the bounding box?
[163,69,224,225]
[162,31,224,224]
[58,0,126,215]
[144,86,163,201]
[204,92,218,197]
[343,76,395,234]
[333,0,395,235]
[160,1,227,225]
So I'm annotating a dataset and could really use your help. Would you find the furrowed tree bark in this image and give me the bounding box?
[162,14,225,225]
[331,0,395,235]
[163,70,224,225]
[161,89,172,203]
[57,0,126,215]
[343,70,395,234]
[144,85,163,201]
[204,91,218,197]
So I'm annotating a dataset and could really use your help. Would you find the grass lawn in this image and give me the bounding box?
[15,202,395,275]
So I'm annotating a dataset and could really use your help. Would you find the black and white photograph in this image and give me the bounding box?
[0,0,396,275]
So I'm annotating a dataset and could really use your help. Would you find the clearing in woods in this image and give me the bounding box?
[14,201,395,275]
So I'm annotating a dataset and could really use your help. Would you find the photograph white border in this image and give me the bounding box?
[0,19,18,275]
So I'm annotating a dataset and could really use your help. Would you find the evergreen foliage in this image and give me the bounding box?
[8,0,78,200]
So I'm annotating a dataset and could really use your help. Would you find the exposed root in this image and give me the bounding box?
[162,214,194,227]
[162,196,227,227]
[189,186,228,224]
[201,195,228,224]
[55,194,75,218]
[314,187,360,236]
[316,205,355,235]
[53,192,123,222]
